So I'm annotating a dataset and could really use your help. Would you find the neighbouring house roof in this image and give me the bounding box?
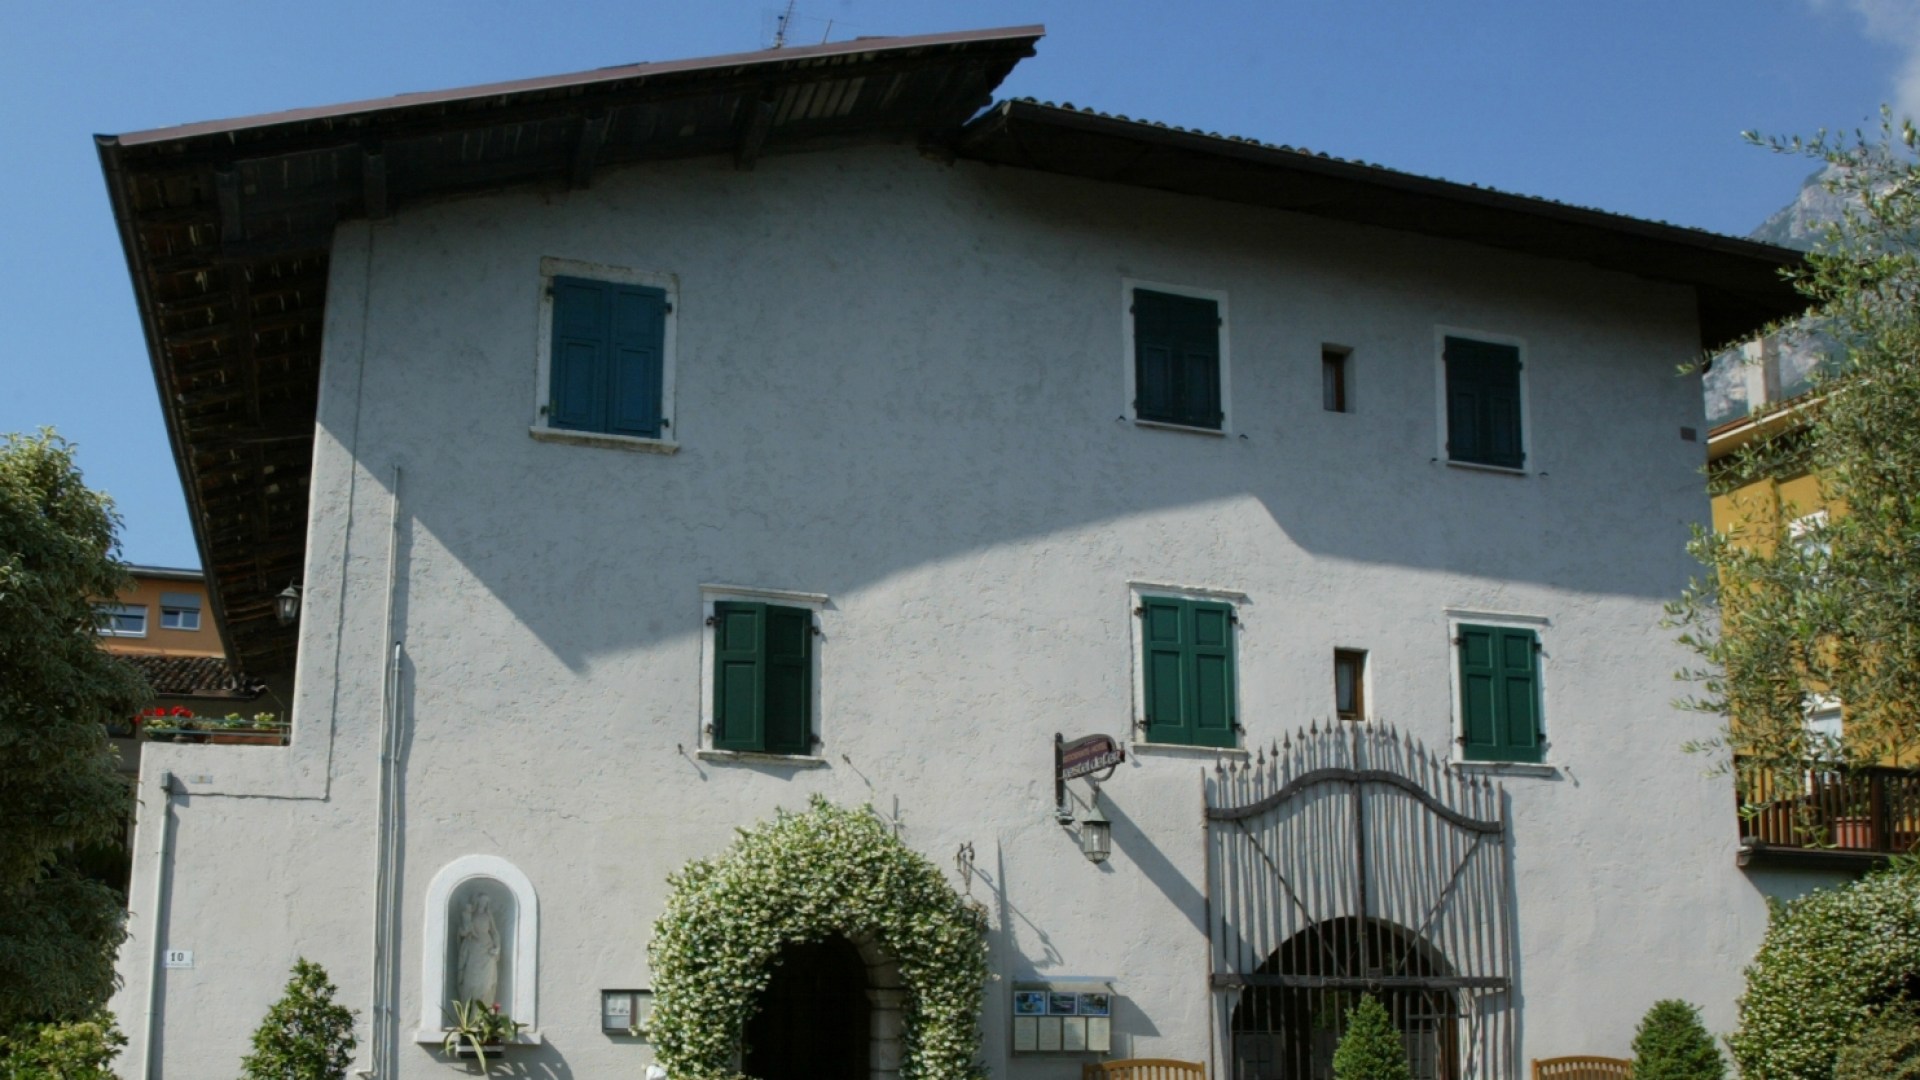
[123,564,204,582]
[120,654,264,701]
[95,24,1807,676]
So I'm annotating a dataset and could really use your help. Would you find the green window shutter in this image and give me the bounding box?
[1142,597,1192,744]
[549,276,666,437]
[762,605,813,755]
[607,285,666,438]
[1187,600,1237,748]
[1142,596,1238,747]
[550,277,610,432]
[1458,624,1543,763]
[1444,337,1523,468]
[713,602,764,751]
[1133,289,1222,429]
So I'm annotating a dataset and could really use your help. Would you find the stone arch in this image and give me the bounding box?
[647,799,987,1080]
[417,855,539,1039]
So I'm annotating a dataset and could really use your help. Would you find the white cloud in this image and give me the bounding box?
[1811,0,1920,123]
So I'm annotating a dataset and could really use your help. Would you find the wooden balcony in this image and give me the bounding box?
[1736,759,1920,871]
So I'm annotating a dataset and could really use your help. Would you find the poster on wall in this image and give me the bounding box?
[1010,981,1115,1055]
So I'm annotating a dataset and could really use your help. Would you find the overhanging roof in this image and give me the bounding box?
[98,27,1808,677]
[97,26,1042,676]
[956,99,1805,350]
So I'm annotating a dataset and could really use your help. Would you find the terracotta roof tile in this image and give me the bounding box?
[120,655,263,699]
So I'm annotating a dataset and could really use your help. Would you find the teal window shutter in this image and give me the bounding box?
[1458,624,1543,763]
[1133,289,1222,429]
[1444,337,1523,468]
[1142,596,1238,747]
[550,276,666,437]
[712,601,813,754]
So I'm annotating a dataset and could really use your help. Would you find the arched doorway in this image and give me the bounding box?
[1231,918,1459,1080]
[742,936,873,1080]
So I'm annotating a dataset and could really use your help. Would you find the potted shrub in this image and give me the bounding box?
[441,999,525,1070]
[206,711,290,747]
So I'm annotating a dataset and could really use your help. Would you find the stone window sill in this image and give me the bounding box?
[1450,760,1559,778]
[695,749,829,769]
[412,1029,544,1047]
[1129,741,1250,760]
[529,426,679,454]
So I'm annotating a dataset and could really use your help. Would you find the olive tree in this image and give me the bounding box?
[1670,114,1920,778]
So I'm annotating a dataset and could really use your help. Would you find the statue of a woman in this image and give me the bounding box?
[456,894,501,1005]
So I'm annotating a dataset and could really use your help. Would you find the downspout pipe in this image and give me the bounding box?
[365,465,404,1076]
[141,770,175,1080]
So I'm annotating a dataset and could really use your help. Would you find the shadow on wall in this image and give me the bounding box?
[324,149,1704,676]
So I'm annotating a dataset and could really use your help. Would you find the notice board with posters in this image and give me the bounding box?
[1009,980,1115,1056]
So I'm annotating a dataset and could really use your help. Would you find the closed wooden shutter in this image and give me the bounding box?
[1444,337,1523,468]
[1133,289,1222,429]
[1142,596,1238,747]
[1458,624,1543,762]
[713,602,765,751]
[550,275,666,437]
[762,605,813,755]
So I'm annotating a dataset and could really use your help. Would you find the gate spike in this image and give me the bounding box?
[1309,718,1318,735]
[1255,746,1265,766]
[1270,739,1280,759]
[1296,727,1307,744]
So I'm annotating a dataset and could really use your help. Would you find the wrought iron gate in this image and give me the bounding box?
[1205,724,1515,1080]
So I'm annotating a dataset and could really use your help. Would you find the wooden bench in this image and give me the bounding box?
[1532,1056,1632,1080]
[1083,1059,1205,1080]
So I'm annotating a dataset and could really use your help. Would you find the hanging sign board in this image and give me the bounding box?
[1055,733,1125,814]
[1058,734,1125,781]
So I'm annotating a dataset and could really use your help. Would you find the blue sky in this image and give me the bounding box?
[4,0,1914,567]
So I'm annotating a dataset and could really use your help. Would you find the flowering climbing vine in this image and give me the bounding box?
[647,798,989,1080]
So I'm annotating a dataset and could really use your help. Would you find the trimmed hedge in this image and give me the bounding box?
[1834,1001,1920,1080]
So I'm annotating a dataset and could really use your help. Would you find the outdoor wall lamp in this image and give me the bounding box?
[1079,791,1112,864]
[274,582,303,627]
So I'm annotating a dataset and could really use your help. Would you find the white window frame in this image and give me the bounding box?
[530,255,680,454]
[1122,279,1233,435]
[95,602,147,638]
[160,606,201,631]
[1444,608,1553,767]
[1434,326,1531,474]
[1127,580,1248,751]
[697,584,829,764]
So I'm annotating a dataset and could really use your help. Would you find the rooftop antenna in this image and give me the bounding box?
[771,0,797,48]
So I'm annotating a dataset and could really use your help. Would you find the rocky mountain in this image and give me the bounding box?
[1747,162,1851,250]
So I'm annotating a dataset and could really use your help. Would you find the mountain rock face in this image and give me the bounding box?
[1748,162,1852,250]
[1704,165,1850,425]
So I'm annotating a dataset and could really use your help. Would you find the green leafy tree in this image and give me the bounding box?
[1331,995,1410,1080]
[0,1012,126,1079]
[0,431,146,1026]
[1631,999,1726,1080]
[1834,1000,1920,1080]
[239,959,357,1080]
[1669,114,1920,779]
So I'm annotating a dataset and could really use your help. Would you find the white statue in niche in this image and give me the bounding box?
[456,894,501,1005]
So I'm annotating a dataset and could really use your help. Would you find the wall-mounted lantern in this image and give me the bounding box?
[274,582,303,627]
[1079,794,1111,864]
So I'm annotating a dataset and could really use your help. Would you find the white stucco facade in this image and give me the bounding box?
[112,142,1834,1078]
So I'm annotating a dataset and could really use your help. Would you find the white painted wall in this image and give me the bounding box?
[114,143,1839,1079]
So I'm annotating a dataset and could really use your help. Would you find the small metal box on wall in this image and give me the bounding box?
[1010,979,1114,1056]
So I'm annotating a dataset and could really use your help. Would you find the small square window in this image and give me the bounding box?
[158,591,202,631]
[1334,649,1367,721]
[1322,346,1351,413]
[94,603,147,637]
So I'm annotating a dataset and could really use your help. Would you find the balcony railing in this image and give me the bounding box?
[1736,758,1920,868]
